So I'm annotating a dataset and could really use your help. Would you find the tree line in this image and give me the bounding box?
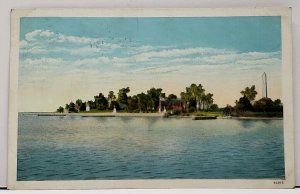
[56,84,283,116]
[56,83,217,113]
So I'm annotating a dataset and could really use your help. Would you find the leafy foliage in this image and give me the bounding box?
[117,87,130,110]
[240,85,257,101]
[94,93,108,110]
[56,106,64,113]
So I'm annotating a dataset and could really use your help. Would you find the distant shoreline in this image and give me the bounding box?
[20,112,283,120]
[35,112,164,117]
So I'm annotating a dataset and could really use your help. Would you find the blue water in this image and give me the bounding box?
[17,113,285,180]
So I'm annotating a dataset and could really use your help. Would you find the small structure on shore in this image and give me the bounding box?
[64,108,68,113]
[158,96,165,113]
[86,102,90,111]
[113,106,117,114]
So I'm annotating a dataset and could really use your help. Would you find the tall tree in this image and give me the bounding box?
[94,93,108,110]
[68,102,77,113]
[185,83,205,110]
[202,93,214,111]
[128,95,139,112]
[241,85,257,101]
[180,92,190,111]
[147,88,164,111]
[75,99,86,111]
[195,84,205,110]
[137,92,149,112]
[57,106,64,113]
[76,99,83,107]
[117,87,130,110]
[107,91,116,109]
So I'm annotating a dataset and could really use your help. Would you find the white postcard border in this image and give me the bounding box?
[8,8,295,189]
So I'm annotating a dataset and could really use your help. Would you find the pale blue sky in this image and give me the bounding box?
[19,17,282,112]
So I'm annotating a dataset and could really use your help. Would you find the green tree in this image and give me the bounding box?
[94,93,108,110]
[147,88,165,111]
[202,93,214,111]
[65,104,70,111]
[128,95,139,112]
[117,87,130,110]
[235,96,253,111]
[180,92,190,111]
[87,100,96,109]
[68,102,77,113]
[137,92,150,112]
[223,104,234,116]
[57,106,64,113]
[167,94,177,101]
[210,104,219,111]
[107,91,116,109]
[185,83,205,110]
[196,84,205,110]
[75,99,86,111]
[76,99,83,107]
[241,85,257,101]
[273,99,283,112]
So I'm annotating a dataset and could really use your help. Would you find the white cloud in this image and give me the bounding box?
[64,35,97,44]
[21,30,123,57]
[24,29,99,44]
[130,47,233,62]
[25,30,43,41]
[39,30,55,38]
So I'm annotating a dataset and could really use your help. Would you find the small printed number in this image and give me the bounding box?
[273,181,284,185]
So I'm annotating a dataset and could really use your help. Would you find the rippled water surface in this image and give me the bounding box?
[17,113,284,180]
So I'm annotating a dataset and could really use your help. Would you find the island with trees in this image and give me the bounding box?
[56,83,283,118]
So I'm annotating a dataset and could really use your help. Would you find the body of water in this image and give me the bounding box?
[17,113,285,180]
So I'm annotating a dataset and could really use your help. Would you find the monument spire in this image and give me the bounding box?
[262,72,268,98]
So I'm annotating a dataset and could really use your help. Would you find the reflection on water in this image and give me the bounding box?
[17,113,285,180]
[238,120,256,128]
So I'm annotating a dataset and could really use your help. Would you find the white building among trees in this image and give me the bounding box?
[86,102,90,111]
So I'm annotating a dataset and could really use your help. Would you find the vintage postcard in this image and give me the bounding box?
[8,8,294,189]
